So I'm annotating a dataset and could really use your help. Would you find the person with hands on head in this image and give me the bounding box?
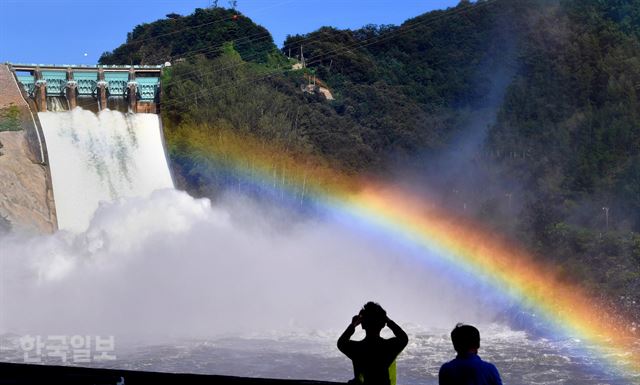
[337,302,409,385]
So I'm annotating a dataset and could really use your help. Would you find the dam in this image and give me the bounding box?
[0,63,173,232]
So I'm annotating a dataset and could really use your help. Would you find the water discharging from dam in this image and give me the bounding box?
[38,108,174,232]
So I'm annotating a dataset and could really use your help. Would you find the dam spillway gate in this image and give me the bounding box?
[9,64,163,113]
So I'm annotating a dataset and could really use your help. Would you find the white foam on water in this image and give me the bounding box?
[38,108,174,232]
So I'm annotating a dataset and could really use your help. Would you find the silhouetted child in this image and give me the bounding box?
[439,323,502,385]
[337,302,408,385]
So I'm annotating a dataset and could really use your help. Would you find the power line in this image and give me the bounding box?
[165,0,498,86]
[109,0,493,85]
[101,0,495,110]
[159,0,499,108]
[156,0,496,94]
[158,26,349,86]
[101,0,495,92]
[57,0,498,111]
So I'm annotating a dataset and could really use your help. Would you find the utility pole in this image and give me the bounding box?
[300,45,305,68]
[602,207,610,231]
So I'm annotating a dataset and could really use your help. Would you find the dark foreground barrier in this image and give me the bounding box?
[0,362,341,385]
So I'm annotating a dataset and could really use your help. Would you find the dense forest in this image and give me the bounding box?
[100,1,640,321]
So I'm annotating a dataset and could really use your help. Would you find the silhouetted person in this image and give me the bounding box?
[439,323,502,385]
[337,302,408,385]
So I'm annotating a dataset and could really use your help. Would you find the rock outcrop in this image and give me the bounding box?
[0,64,56,233]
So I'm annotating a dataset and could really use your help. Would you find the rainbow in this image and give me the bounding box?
[167,125,640,379]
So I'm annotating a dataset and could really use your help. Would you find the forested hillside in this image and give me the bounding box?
[487,1,640,319]
[101,1,640,320]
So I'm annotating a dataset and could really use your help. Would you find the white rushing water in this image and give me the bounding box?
[38,108,174,232]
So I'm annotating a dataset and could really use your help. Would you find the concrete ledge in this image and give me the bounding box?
[0,362,341,385]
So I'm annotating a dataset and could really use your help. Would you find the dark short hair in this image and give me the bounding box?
[451,323,480,352]
[361,302,387,331]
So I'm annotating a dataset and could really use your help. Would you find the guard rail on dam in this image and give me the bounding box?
[8,63,163,113]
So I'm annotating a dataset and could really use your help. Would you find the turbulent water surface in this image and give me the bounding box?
[1,325,637,384]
